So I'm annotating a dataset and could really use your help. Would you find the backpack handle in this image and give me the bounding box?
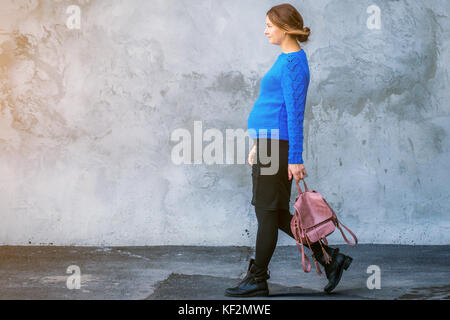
[295,179,309,194]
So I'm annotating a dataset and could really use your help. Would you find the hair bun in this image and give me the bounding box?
[296,26,311,43]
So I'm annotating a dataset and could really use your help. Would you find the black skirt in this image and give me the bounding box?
[251,138,293,211]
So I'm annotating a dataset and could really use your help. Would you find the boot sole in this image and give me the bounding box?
[224,289,269,298]
[324,256,352,293]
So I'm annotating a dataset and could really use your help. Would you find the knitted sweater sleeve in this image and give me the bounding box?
[281,56,309,164]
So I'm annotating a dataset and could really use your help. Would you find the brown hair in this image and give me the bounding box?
[266,3,311,43]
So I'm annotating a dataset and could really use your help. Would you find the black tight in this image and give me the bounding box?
[254,206,332,270]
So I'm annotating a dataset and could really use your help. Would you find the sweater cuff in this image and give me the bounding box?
[288,151,303,164]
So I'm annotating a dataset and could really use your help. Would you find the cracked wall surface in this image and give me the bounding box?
[0,0,449,245]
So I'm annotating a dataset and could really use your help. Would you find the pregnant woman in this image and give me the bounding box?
[225,3,353,297]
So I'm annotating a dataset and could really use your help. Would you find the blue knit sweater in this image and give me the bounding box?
[247,49,310,164]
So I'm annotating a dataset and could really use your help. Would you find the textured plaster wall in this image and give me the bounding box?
[0,0,449,245]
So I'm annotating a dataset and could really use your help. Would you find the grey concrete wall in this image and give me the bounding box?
[0,0,448,246]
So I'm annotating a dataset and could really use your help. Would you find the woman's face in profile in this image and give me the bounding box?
[264,16,283,45]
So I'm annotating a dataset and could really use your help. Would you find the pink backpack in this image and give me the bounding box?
[290,179,358,275]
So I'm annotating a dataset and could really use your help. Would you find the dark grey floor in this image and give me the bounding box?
[0,244,449,300]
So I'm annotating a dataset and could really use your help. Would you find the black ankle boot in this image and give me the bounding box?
[224,258,270,297]
[315,246,353,293]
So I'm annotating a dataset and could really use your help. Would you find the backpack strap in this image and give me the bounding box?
[295,208,323,275]
[322,198,358,247]
[336,220,358,246]
[292,209,312,273]
[296,239,312,273]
